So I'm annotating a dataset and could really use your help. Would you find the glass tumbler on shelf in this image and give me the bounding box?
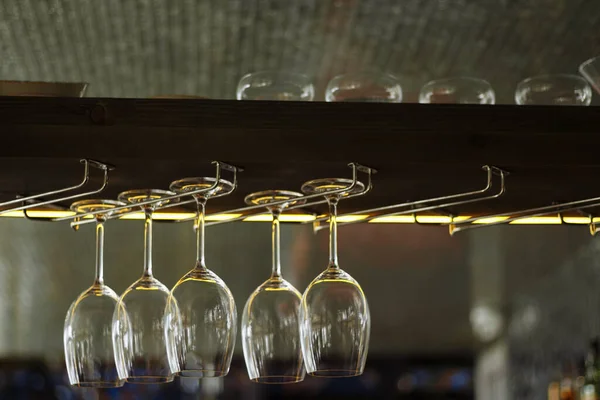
[325,71,402,103]
[580,55,600,94]
[112,189,179,384]
[515,74,592,105]
[64,199,129,388]
[241,190,307,384]
[299,178,371,377]
[165,178,237,378]
[237,71,314,101]
[419,77,495,104]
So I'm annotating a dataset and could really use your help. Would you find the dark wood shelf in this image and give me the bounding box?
[1,96,600,216]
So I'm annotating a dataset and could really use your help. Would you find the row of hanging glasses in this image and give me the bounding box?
[237,55,600,105]
[64,166,371,387]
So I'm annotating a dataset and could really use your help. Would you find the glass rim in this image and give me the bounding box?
[329,70,401,82]
[516,73,590,86]
[422,76,493,87]
[238,70,313,83]
[580,55,600,71]
[249,375,305,384]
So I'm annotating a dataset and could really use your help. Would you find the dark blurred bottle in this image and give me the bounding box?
[580,338,600,400]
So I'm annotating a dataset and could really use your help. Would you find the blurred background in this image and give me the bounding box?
[0,0,598,102]
[0,218,597,399]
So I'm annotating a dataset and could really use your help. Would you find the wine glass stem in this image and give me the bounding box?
[328,197,339,268]
[94,216,106,285]
[195,197,207,268]
[271,208,282,278]
[143,207,153,277]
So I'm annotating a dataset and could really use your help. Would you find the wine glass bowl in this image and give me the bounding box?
[241,190,306,383]
[64,199,127,388]
[580,55,600,94]
[166,179,237,378]
[325,72,402,103]
[419,77,495,104]
[112,189,178,384]
[299,178,370,378]
[237,71,314,101]
[515,74,592,105]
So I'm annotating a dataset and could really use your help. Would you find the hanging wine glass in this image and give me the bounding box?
[299,179,370,377]
[580,55,600,94]
[325,71,402,103]
[64,199,129,388]
[237,71,315,101]
[165,178,237,377]
[241,190,306,383]
[419,77,495,104]
[515,74,592,105]
[112,189,179,384]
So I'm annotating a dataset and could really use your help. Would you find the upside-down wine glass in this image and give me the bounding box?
[299,178,371,377]
[166,178,237,377]
[112,189,179,384]
[419,77,495,104]
[325,71,402,103]
[241,190,306,383]
[580,55,600,94]
[237,71,315,101]
[515,74,592,105]
[64,200,128,388]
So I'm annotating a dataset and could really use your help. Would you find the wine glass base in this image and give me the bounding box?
[70,199,128,216]
[169,177,234,198]
[301,178,365,197]
[117,189,175,208]
[73,381,125,388]
[126,376,174,384]
[250,376,305,384]
[177,369,228,378]
[244,190,306,208]
[308,369,363,378]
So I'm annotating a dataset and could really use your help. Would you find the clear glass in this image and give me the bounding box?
[580,55,600,95]
[166,178,237,378]
[515,74,592,105]
[112,190,178,384]
[242,191,305,384]
[63,200,126,388]
[419,77,495,104]
[299,182,370,377]
[325,71,402,103]
[237,71,314,101]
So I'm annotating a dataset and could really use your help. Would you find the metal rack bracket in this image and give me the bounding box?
[312,165,507,233]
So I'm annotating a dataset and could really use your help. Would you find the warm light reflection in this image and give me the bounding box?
[368,215,415,223]
[1,210,75,218]
[472,216,510,224]
[0,209,595,226]
[243,214,316,222]
[510,216,562,225]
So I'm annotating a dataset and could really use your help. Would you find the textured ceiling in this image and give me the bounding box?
[0,0,598,102]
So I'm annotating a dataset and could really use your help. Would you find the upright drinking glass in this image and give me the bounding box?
[580,55,600,94]
[325,71,402,103]
[64,200,128,388]
[241,190,306,383]
[419,77,495,104]
[515,74,592,105]
[112,189,179,384]
[237,71,314,101]
[166,178,237,377]
[299,179,370,377]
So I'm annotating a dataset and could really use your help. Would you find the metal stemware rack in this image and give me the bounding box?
[6,158,600,236]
